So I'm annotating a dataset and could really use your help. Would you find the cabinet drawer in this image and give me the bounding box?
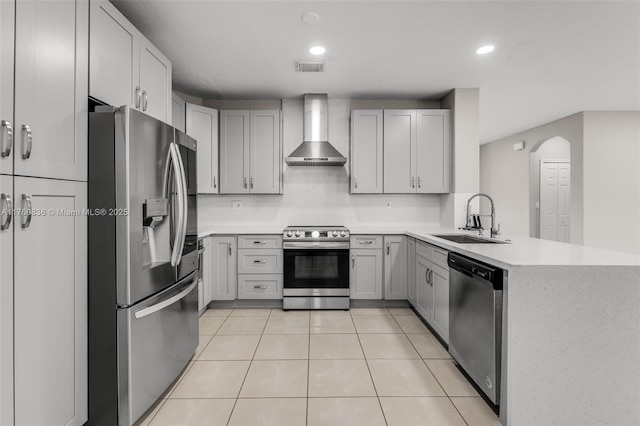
[416,241,433,258]
[350,235,383,249]
[238,235,283,249]
[432,248,449,269]
[238,274,283,299]
[237,249,283,274]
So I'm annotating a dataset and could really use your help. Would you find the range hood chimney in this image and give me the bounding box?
[285,94,347,166]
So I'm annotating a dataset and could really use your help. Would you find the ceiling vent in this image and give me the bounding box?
[294,61,325,72]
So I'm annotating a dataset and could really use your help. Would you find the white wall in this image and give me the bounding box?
[198,98,442,230]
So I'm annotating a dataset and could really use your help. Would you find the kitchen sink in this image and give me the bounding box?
[432,234,508,244]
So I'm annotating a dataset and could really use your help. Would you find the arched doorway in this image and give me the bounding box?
[529,136,571,241]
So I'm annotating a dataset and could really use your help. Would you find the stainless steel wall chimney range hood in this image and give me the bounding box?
[285,94,347,166]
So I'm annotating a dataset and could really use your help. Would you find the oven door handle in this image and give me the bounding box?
[283,241,350,250]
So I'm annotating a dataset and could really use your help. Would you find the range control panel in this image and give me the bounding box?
[283,226,350,241]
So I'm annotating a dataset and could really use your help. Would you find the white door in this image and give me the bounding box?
[0,0,14,175]
[351,110,383,193]
[415,254,432,320]
[219,110,250,194]
[350,249,383,299]
[250,110,280,194]
[416,110,450,193]
[384,110,416,193]
[201,237,213,309]
[540,161,571,242]
[384,236,407,300]
[14,0,88,181]
[172,93,186,132]
[89,0,139,109]
[0,175,13,425]
[13,177,87,426]
[407,238,416,306]
[186,104,219,194]
[139,38,172,123]
[430,262,449,343]
[210,236,237,300]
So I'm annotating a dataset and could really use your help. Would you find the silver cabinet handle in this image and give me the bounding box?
[358,240,373,245]
[1,120,12,157]
[253,259,267,264]
[253,241,266,245]
[22,125,32,159]
[213,176,217,188]
[411,176,415,188]
[250,177,254,189]
[135,87,141,108]
[254,285,268,290]
[228,243,232,256]
[141,90,148,111]
[418,176,422,188]
[243,177,248,189]
[21,194,32,229]
[1,193,12,231]
[425,268,429,284]
[354,177,358,189]
[429,270,434,285]
[351,255,355,268]
[386,243,390,255]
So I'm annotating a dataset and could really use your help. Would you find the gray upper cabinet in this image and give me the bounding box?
[219,110,281,194]
[350,110,383,193]
[171,93,186,132]
[13,0,88,181]
[90,0,172,124]
[382,109,450,194]
[186,104,219,194]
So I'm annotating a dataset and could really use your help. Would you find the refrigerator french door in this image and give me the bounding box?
[88,106,198,426]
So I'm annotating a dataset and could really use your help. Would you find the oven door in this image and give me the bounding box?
[283,248,349,296]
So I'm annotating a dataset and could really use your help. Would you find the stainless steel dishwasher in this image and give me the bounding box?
[448,252,504,405]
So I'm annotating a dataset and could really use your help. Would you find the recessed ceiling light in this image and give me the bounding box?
[476,45,495,55]
[310,46,325,55]
[302,12,320,25]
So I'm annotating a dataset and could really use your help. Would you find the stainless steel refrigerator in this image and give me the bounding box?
[87,106,199,426]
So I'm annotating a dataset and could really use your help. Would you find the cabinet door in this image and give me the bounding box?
[172,93,186,132]
[14,0,88,181]
[430,262,449,343]
[415,254,432,321]
[0,176,13,425]
[201,237,213,309]
[351,110,383,193]
[350,249,383,299]
[210,236,237,300]
[139,37,172,123]
[187,104,219,194]
[250,110,281,194]
[383,110,416,193]
[384,236,407,300]
[407,238,416,306]
[89,0,139,110]
[14,177,87,426]
[219,110,250,194]
[416,110,450,193]
[0,0,14,175]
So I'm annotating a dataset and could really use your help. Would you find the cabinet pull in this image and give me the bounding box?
[135,87,141,108]
[253,259,267,264]
[429,270,434,285]
[358,240,373,245]
[228,243,232,256]
[253,241,266,245]
[254,285,268,290]
[386,243,390,255]
[411,176,415,188]
[354,177,358,189]
[418,176,422,188]
[1,193,12,231]
[142,90,148,111]
[213,176,217,188]
[1,120,12,157]
[21,194,32,229]
[243,177,247,189]
[250,177,254,189]
[425,268,429,283]
[21,125,32,159]
[351,255,355,268]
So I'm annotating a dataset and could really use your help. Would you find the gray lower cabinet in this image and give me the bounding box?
[209,236,237,301]
[407,237,416,305]
[349,236,383,299]
[413,241,449,343]
[237,235,283,299]
[384,235,407,300]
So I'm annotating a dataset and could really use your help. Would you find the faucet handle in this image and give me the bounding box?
[492,223,501,236]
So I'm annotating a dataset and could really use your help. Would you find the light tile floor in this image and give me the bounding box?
[134,307,501,426]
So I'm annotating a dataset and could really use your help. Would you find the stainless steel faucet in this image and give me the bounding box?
[465,193,500,237]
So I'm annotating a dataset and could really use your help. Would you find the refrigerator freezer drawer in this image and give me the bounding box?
[117,272,198,426]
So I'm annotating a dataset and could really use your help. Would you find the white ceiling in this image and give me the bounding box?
[112,0,640,144]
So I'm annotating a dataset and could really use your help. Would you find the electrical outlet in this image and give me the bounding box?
[232,201,241,210]
[385,200,391,209]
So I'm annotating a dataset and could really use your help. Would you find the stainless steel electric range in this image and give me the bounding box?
[282,226,350,310]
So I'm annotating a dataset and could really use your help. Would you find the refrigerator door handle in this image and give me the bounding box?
[168,143,185,266]
[174,142,188,263]
[133,273,197,319]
